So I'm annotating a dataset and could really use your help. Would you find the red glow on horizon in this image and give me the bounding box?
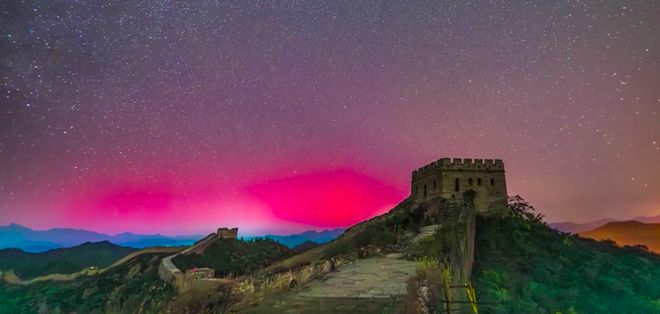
[55,169,405,234]
[247,170,404,227]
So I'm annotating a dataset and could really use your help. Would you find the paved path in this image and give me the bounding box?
[299,255,417,298]
[242,254,419,313]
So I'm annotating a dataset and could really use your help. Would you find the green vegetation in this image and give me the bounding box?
[0,252,174,314]
[473,197,660,313]
[412,222,463,260]
[320,199,428,259]
[0,241,136,280]
[173,238,294,277]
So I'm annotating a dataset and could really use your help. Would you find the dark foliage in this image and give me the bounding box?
[508,195,544,223]
[473,198,660,313]
[0,241,136,279]
[320,200,426,259]
[291,241,320,254]
[0,252,174,314]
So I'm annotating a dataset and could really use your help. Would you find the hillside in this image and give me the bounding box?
[291,241,320,254]
[173,238,294,277]
[0,251,174,314]
[260,228,345,248]
[473,214,660,313]
[580,221,660,253]
[0,241,137,280]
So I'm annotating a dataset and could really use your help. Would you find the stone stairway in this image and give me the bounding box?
[441,203,466,225]
[414,224,441,243]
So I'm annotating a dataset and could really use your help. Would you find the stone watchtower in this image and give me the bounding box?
[411,158,508,214]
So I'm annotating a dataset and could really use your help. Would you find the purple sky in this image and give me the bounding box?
[1,1,659,235]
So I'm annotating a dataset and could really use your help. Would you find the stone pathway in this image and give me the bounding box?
[242,254,419,313]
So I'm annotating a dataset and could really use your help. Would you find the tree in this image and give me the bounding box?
[508,195,544,224]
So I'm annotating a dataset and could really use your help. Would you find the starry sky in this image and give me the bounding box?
[1,1,659,235]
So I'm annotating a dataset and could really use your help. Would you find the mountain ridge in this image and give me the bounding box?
[0,224,345,252]
[258,228,345,247]
[549,214,660,233]
[0,224,205,252]
[579,220,660,253]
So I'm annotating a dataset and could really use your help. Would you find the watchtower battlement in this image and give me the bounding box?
[412,158,504,180]
[411,157,508,214]
[217,228,238,239]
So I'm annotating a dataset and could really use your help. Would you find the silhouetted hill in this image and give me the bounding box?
[257,228,345,248]
[549,214,660,234]
[0,241,137,280]
[0,224,202,252]
[291,240,320,254]
[549,218,617,234]
[579,221,660,253]
[633,214,660,224]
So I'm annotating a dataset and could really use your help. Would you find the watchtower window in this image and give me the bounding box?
[423,185,428,197]
[477,178,482,186]
[433,180,437,188]
[454,178,460,192]
[490,178,495,186]
[469,178,473,186]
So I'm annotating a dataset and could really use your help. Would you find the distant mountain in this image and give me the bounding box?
[259,228,345,248]
[0,224,202,252]
[579,221,660,253]
[0,223,346,252]
[549,214,660,234]
[0,241,137,280]
[549,218,617,234]
[632,214,660,224]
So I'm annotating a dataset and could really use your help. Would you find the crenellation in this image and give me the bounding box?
[414,158,507,173]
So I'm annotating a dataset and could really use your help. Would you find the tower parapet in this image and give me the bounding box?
[217,228,238,239]
[411,157,508,214]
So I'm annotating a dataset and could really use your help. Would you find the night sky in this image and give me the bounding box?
[1,1,659,235]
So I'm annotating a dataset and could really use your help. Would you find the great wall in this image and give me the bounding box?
[158,228,238,293]
[3,157,505,313]
[1,246,184,286]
